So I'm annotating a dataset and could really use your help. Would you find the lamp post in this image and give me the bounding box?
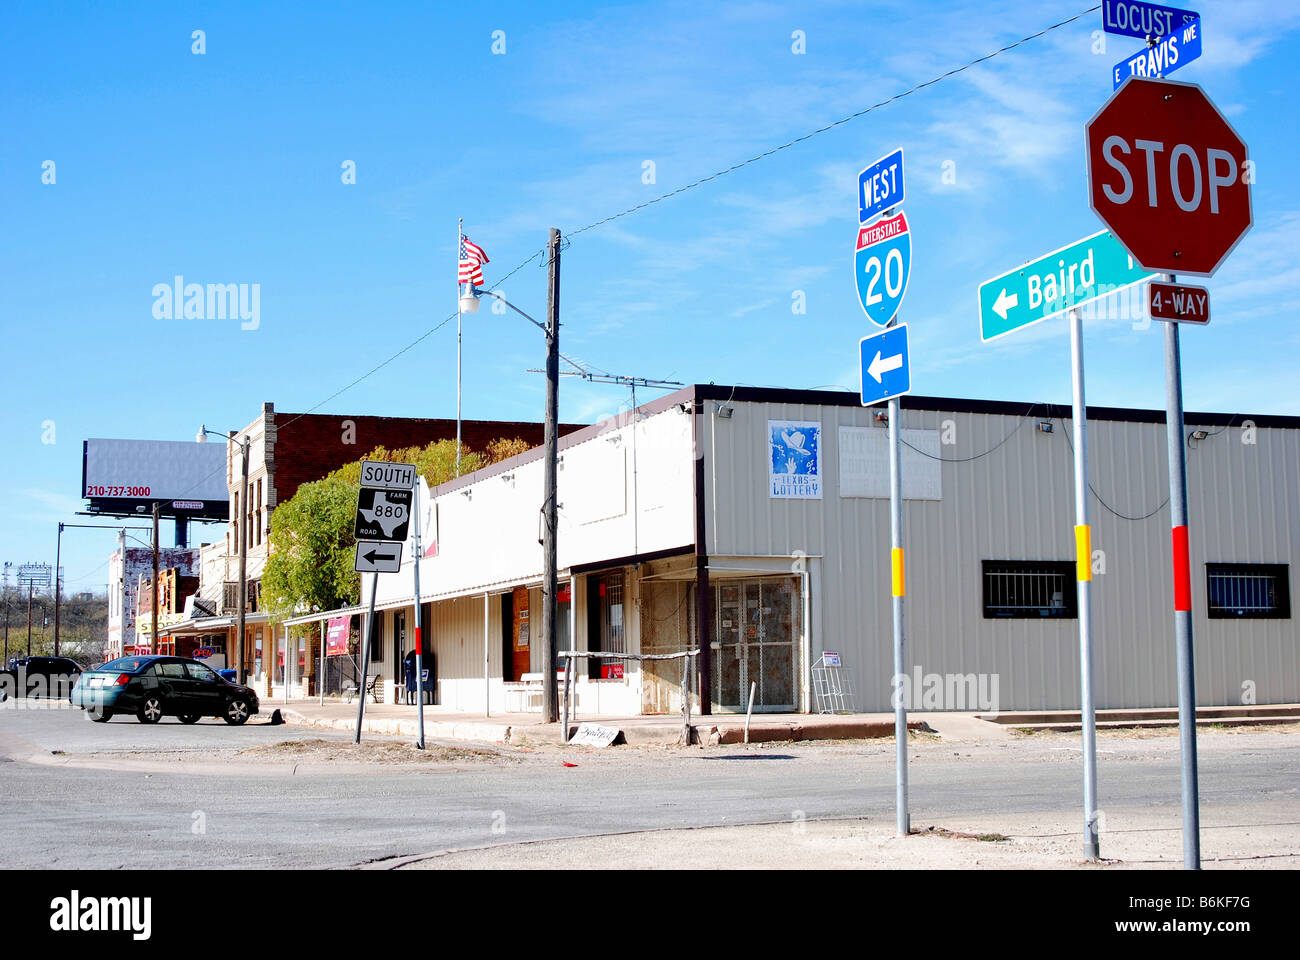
[198,425,251,684]
[458,227,563,722]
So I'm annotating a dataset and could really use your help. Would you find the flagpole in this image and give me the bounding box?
[456,217,463,476]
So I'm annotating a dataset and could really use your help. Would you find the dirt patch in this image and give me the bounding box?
[1010,722,1298,740]
[238,737,517,764]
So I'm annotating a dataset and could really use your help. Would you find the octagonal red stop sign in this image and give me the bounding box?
[1086,76,1252,277]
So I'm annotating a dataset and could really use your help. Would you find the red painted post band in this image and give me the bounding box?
[1171,526,1191,612]
[414,626,422,652]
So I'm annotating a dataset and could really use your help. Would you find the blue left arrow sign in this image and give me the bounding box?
[859,323,911,407]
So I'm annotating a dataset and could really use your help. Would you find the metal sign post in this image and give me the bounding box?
[354,572,378,745]
[1163,272,1201,869]
[351,460,416,745]
[888,384,909,837]
[1069,308,1101,861]
[412,479,426,750]
[856,147,912,837]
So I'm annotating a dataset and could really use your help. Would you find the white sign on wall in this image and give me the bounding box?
[838,426,941,500]
[769,420,822,500]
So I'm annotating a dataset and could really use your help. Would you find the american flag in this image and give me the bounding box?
[459,236,489,286]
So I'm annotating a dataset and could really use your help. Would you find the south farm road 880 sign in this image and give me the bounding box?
[769,420,822,499]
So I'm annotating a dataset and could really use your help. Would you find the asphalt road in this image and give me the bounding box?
[1,704,1296,869]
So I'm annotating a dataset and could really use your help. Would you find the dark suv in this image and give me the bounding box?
[0,656,83,700]
[71,655,259,724]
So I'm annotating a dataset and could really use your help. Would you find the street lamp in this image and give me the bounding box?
[458,227,563,722]
[198,425,252,684]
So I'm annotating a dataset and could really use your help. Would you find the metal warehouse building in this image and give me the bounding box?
[349,384,1297,716]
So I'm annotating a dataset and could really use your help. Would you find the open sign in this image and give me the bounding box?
[193,647,215,659]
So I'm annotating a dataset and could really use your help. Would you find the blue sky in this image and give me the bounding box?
[4,0,1298,588]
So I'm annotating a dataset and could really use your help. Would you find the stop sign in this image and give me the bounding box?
[1086,76,1252,277]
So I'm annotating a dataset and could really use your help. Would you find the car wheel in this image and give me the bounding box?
[179,713,201,725]
[137,697,164,724]
[223,698,251,725]
[87,707,113,723]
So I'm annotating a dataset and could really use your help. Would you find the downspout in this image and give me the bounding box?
[692,390,712,715]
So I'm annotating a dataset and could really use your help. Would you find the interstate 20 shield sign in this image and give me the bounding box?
[855,211,911,326]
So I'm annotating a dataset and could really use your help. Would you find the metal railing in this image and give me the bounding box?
[558,648,700,745]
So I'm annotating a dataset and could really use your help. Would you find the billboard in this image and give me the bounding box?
[82,439,230,520]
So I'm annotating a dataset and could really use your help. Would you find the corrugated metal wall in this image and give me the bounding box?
[703,398,1299,712]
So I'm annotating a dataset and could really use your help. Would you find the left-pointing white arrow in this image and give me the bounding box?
[868,350,904,383]
[993,287,1019,320]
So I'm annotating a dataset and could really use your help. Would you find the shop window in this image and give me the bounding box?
[1207,564,1290,619]
[588,573,625,679]
[982,561,1076,619]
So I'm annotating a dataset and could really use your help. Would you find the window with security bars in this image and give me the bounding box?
[1206,563,1290,619]
[982,561,1077,619]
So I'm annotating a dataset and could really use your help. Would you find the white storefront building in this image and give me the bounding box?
[346,385,1297,716]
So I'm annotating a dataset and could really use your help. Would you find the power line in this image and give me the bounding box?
[163,4,1100,512]
[567,5,1101,238]
[899,403,1048,463]
[1057,417,1168,521]
[262,5,1101,422]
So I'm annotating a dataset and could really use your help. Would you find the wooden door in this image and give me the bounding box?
[511,586,531,681]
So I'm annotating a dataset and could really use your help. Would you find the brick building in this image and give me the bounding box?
[166,403,584,692]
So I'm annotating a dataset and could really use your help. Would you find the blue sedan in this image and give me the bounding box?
[71,655,260,725]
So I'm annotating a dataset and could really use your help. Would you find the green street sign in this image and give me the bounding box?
[978,229,1157,341]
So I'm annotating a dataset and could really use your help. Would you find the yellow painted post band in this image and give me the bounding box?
[891,548,905,597]
[1075,524,1092,582]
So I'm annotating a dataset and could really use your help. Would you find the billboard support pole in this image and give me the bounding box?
[152,503,160,655]
[1162,273,1201,870]
[1069,307,1100,861]
[54,523,63,657]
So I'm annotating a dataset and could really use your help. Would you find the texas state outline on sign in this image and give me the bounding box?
[355,488,411,541]
[359,493,407,537]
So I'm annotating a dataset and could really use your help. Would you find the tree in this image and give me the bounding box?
[260,437,532,621]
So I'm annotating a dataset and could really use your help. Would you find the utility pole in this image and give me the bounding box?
[541,227,561,724]
[3,562,11,665]
[152,502,160,655]
[3,561,11,666]
[54,523,63,657]
[26,583,33,657]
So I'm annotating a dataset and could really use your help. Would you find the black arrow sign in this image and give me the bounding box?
[363,548,397,564]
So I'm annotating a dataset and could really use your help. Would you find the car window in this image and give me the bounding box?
[152,662,186,678]
[103,658,150,672]
[186,663,218,683]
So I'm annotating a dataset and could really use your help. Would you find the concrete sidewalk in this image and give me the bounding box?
[276,697,963,745]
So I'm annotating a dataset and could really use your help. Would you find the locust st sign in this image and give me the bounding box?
[979,230,1155,341]
[859,323,911,407]
[1100,1,1197,40]
[1086,76,1252,277]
